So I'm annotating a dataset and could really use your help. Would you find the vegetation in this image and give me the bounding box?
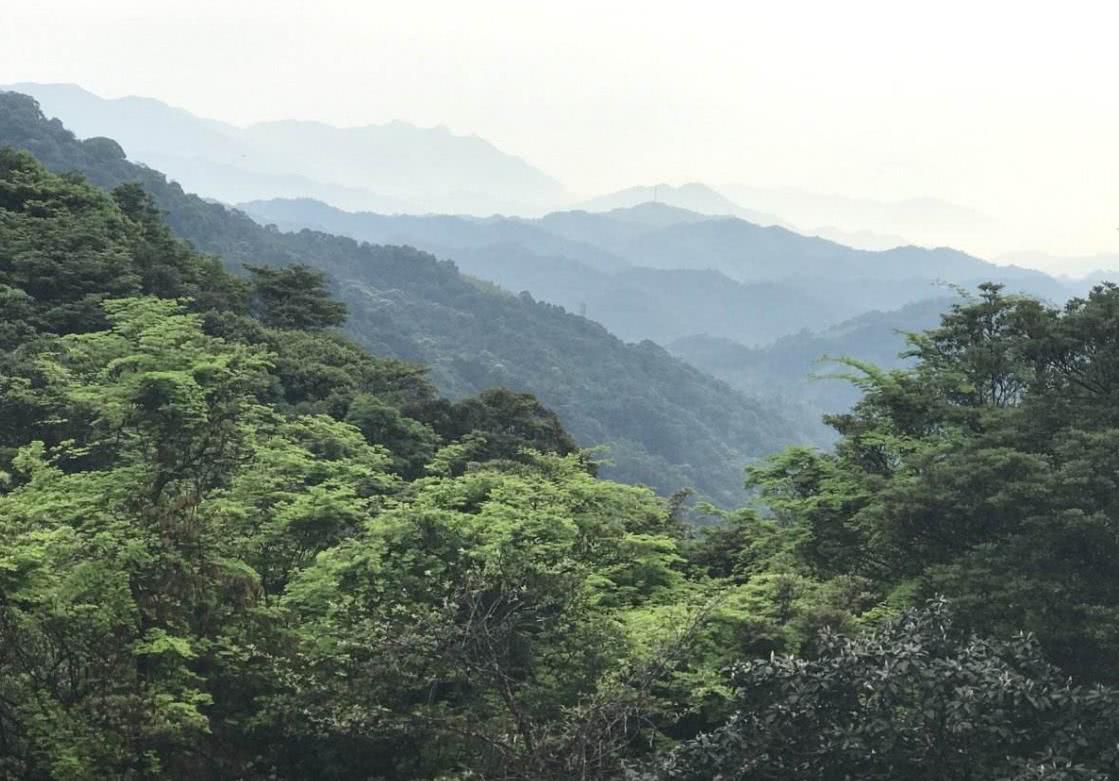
[0,90,806,506]
[5,99,1119,780]
[646,600,1119,780]
[0,151,696,779]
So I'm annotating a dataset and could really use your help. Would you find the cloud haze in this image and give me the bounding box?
[3,0,1117,263]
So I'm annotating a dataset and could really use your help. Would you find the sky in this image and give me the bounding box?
[3,0,1118,265]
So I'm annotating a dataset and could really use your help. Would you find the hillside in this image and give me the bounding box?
[5,82,569,214]
[242,196,1073,348]
[9,140,1119,781]
[670,297,952,424]
[617,217,1059,288]
[0,89,808,505]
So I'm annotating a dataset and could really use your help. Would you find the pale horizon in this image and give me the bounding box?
[4,0,1118,268]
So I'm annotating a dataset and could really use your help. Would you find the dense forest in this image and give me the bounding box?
[5,91,1119,780]
[0,91,817,507]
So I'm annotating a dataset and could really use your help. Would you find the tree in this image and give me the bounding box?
[277,454,695,780]
[245,263,347,330]
[646,600,1119,781]
[749,284,1119,682]
[0,298,397,779]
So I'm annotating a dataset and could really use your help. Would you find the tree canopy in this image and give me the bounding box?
[5,102,1119,780]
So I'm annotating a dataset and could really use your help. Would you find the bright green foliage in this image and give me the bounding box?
[5,150,692,779]
[0,299,266,778]
[6,101,1119,779]
[276,454,696,780]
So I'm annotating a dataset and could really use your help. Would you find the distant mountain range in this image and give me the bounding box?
[717,183,997,254]
[5,82,570,215]
[998,251,1119,283]
[0,83,1020,257]
[240,197,1074,348]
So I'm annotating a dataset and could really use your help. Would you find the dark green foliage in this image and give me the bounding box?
[434,387,580,464]
[749,283,1119,682]
[648,600,1119,781]
[345,393,437,478]
[0,148,245,346]
[245,263,347,330]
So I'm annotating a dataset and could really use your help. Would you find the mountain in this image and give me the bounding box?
[239,196,630,274]
[0,89,813,505]
[809,224,911,251]
[242,198,855,345]
[616,218,1024,283]
[241,196,1073,349]
[613,217,1072,316]
[717,183,997,253]
[670,297,952,432]
[4,82,570,215]
[574,182,784,225]
[998,250,1119,283]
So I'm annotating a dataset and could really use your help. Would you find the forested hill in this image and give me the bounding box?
[671,297,952,423]
[6,156,1119,776]
[0,90,807,504]
[8,92,1119,781]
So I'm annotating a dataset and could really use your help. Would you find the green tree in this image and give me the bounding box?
[245,263,347,330]
[277,454,696,780]
[749,284,1119,682]
[648,600,1119,781]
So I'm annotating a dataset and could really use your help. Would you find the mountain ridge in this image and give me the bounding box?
[4,82,570,215]
[0,88,808,505]
[240,195,1073,349]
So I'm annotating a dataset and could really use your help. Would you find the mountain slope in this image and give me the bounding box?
[241,198,854,344]
[241,196,1072,348]
[618,217,1048,284]
[0,89,808,505]
[5,82,569,215]
[670,297,952,424]
[717,183,996,251]
[240,197,630,273]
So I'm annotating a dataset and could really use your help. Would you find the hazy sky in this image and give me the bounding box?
[3,0,1118,262]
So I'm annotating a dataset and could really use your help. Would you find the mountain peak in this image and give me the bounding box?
[574,182,784,226]
[6,82,570,216]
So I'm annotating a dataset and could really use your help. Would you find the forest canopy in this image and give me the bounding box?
[4,107,1119,780]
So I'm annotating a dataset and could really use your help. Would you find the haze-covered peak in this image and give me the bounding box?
[5,82,571,216]
[575,182,785,226]
[997,250,1119,279]
[601,201,711,227]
